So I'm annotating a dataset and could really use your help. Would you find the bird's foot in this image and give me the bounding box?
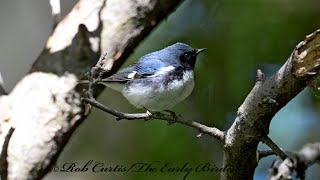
[142,108,181,125]
[164,110,181,125]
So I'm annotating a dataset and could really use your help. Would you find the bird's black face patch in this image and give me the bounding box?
[180,50,198,69]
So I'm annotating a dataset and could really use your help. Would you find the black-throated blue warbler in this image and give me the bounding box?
[96,42,205,111]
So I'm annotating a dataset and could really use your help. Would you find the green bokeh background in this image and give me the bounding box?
[1,0,320,179]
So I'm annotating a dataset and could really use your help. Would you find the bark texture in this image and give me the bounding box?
[0,0,183,179]
[222,30,320,179]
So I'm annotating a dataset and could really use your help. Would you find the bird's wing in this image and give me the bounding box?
[100,66,137,83]
[100,59,169,83]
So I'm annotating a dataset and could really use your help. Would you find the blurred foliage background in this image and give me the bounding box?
[1,0,320,179]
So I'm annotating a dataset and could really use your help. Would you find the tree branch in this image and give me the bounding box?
[0,72,6,95]
[261,136,287,160]
[82,96,225,142]
[0,95,14,180]
[0,0,185,179]
[0,127,14,180]
[222,30,320,179]
[258,150,275,160]
[49,0,61,29]
[268,143,320,180]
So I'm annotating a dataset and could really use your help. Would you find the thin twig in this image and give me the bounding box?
[0,127,15,180]
[49,0,61,29]
[258,149,275,160]
[261,136,287,160]
[268,143,320,180]
[82,97,225,142]
[0,72,6,95]
[256,69,266,82]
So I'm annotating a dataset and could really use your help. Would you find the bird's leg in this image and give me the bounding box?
[142,108,180,125]
[164,110,181,125]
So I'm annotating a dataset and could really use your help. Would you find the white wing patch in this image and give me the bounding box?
[127,71,137,79]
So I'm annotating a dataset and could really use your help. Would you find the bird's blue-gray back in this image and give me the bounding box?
[113,42,195,79]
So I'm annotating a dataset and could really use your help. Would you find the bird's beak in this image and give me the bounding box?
[196,48,206,55]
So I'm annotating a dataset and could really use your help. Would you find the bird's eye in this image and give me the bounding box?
[184,53,191,60]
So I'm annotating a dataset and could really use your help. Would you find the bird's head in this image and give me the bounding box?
[166,42,206,69]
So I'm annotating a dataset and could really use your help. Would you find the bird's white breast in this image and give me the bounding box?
[122,69,195,111]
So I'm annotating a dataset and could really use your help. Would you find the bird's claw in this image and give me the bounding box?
[164,110,181,125]
[143,108,181,124]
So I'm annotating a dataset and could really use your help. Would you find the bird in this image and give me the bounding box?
[97,42,205,111]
